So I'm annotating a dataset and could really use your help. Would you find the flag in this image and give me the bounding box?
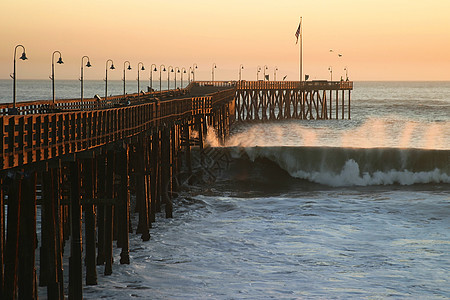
[295,22,301,44]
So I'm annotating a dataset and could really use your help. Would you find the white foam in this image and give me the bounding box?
[292,159,450,187]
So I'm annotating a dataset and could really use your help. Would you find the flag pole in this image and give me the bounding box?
[299,16,303,82]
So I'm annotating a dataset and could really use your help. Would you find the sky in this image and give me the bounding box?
[1,0,450,81]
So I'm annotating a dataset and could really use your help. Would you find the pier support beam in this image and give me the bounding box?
[18,171,37,300]
[161,127,173,219]
[0,177,4,298]
[104,151,115,276]
[84,158,98,285]
[4,174,22,300]
[118,144,130,264]
[135,142,150,241]
[68,160,83,300]
[96,155,106,266]
[41,166,64,299]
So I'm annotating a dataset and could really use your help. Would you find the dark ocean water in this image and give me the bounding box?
[5,80,448,299]
[83,82,449,299]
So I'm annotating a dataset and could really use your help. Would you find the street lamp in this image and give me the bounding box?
[192,63,198,81]
[274,66,278,81]
[80,55,92,102]
[159,64,166,91]
[263,65,268,81]
[211,63,217,81]
[174,67,180,89]
[105,59,116,101]
[257,66,261,81]
[181,67,187,88]
[328,66,333,81]
[168,66,174,91]
[123,61,132,96]
[149,64,157,92]
[239,64,244,81]
[50,50,64,105]
[137,62,145,98]
[188,67,193,83]
[10,44,28,114]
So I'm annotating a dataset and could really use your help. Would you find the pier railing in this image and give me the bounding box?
[0,88,235,170]
[236,80,353,90]
[0,82,197,115]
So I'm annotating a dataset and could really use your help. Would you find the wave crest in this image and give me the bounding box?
[227,147,450,187]
[293,159,449,187]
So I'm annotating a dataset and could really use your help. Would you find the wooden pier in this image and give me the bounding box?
[0,80,352,299]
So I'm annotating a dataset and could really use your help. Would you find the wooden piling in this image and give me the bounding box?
[54,165,65,300]
[84,158,98,285]
[96,155,106,266]
[18,171,37,300]
[135,142,150,241]
[41,166,63,299]
[0,176,4,298]
[4,174,22,300]
[161,127,173,219]
[104,151,115,276]
[150,130,160,223]
[348,90,351,120]
[68,159,83,300]
[118,145,130,264]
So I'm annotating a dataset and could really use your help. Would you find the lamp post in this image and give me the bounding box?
[174,67,180,89]
[328,66,333,82]
[181,67,187,88]
[123,61,132,96]
[239,64,244,81]
[344,67,348,81]
[105,59,115,101]
[159,64,166,91]
[137,62,145,99]
[80,55,92,102]
[257,66,261,81]
[211,63,217,81]
[149,64,157,92]
[274,66,278,81]
[188,67,193,83]
[167,66,174,91]
[192,63,198,81]
[50,50,64,105]
[263,65,268,81]
[10,44,28,113]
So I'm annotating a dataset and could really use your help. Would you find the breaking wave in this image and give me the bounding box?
[225,146,450,187]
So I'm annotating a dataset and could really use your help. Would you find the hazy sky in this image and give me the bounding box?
[1,0,450,81]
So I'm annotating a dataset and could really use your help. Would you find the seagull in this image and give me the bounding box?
[338,54,343,57]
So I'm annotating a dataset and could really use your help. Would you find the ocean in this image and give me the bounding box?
[1,80,449,299]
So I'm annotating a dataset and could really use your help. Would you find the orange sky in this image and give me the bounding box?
[1,0,450,81]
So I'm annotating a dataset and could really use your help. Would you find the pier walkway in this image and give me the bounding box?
[0,80,352,299]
